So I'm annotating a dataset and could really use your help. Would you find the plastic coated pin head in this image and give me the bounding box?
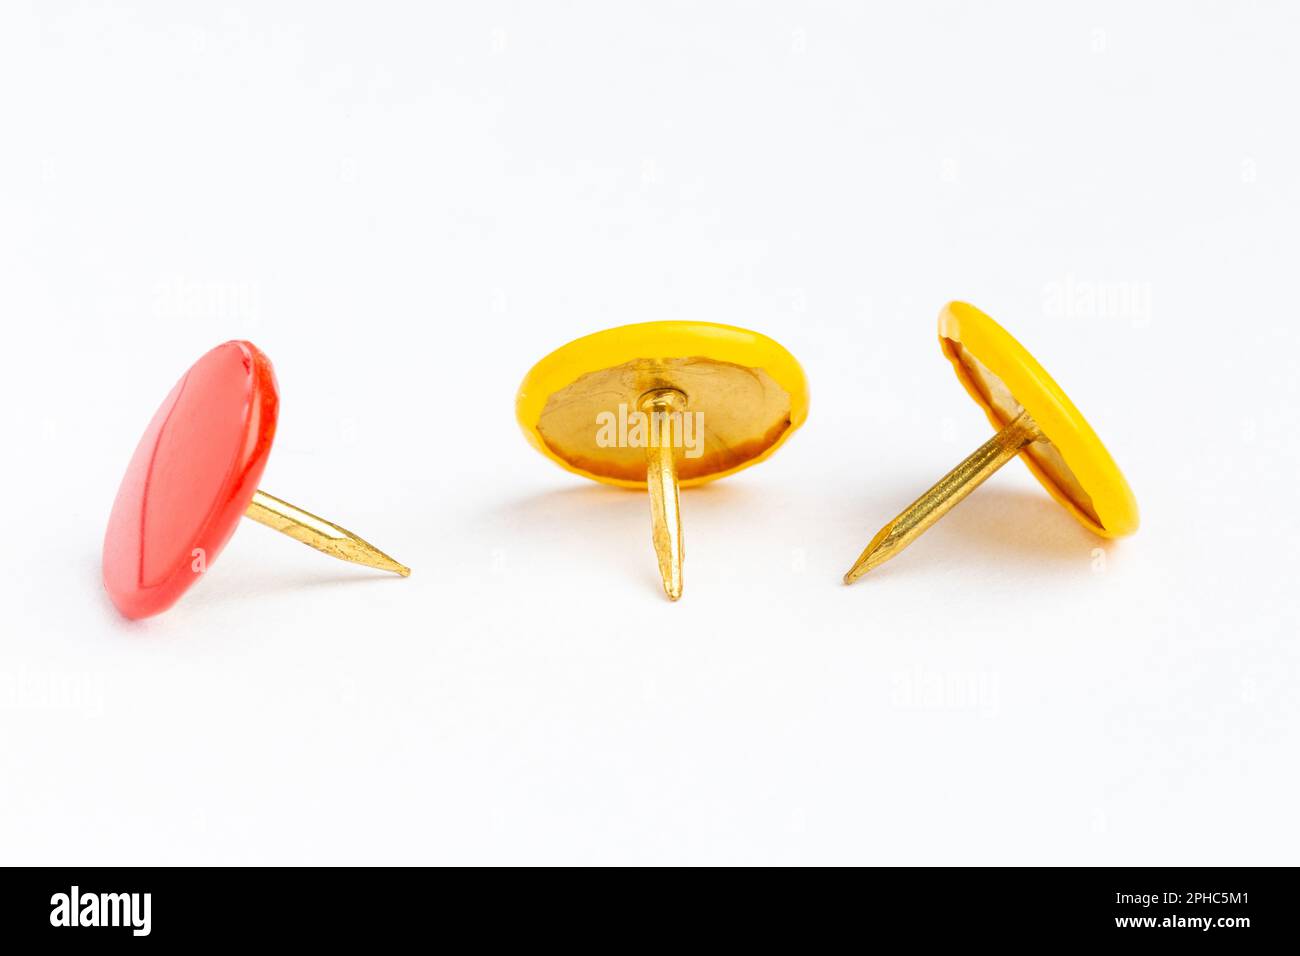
[844,302,1139,584]
[516,321,809,601]
[102,341,409,620]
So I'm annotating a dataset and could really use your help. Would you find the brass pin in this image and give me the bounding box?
[642,388,686,600]
[844,411,1040,583]
[244,490,411,577]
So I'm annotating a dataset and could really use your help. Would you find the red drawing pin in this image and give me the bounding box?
[102,340,409,619]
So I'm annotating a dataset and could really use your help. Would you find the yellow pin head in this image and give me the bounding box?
[938,301,1138,537]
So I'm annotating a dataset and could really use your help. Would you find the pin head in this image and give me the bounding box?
[516,321,809,486]
[939,301,1138,537]
[103,341,279,619]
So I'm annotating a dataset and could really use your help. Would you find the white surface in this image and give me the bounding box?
[1,2,1297,866]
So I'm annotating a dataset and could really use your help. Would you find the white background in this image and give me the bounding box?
[2,2,1296,865]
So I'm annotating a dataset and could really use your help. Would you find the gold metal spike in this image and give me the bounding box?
[641,388,686,601]
[245,490,410,577]
[844,410,1042,583]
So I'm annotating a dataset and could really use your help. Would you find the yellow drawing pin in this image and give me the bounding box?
[844,301,1138,583]
[517,321,809,600]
